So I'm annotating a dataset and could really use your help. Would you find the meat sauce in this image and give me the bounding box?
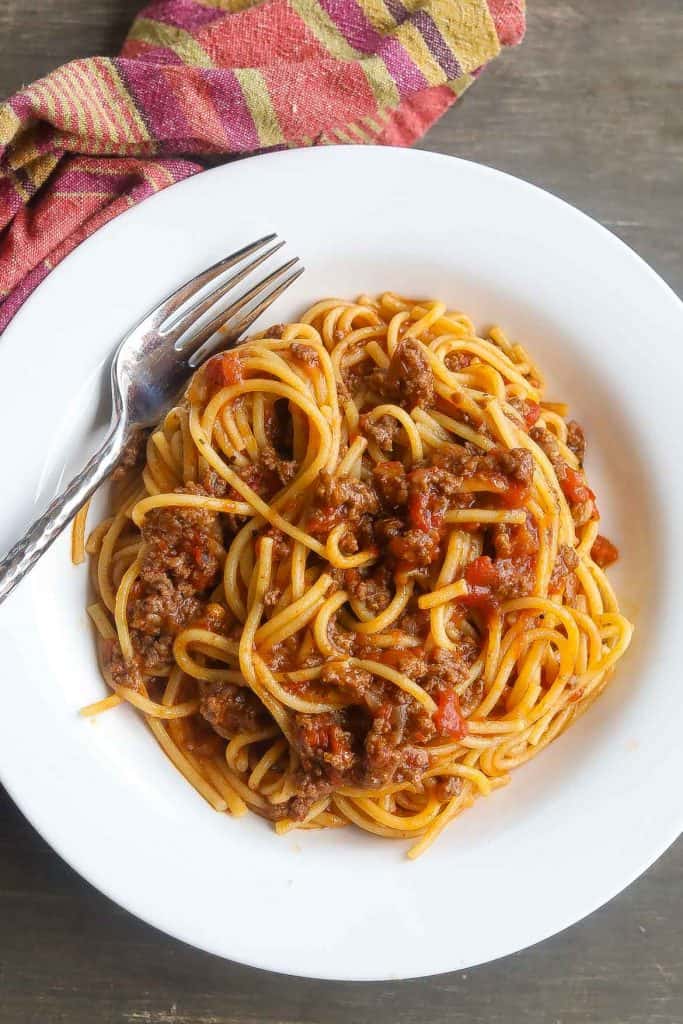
[109,343,617,822]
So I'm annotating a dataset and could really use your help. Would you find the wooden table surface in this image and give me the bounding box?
[1,3,681,1022]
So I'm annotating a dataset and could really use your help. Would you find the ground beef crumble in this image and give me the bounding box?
[549,544,579,597]
[259,443,297,486]
[290,342,319,366]
[566,420,586,464]
[105,483,227,691]
[111,429,150,481]
[367,339,434,410]
[308,472,379,543]
[199,680,270,738]
[362,413,403,453]
[343,565,394,613]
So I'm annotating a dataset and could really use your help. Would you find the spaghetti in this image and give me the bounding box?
[75,293,633,857]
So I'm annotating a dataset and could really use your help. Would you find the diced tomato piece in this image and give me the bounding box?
[458,586,500,615]
[498,481,531,509]
[204,351,243,396]
[504,519,539,558]
[465,555,499,589]
[408,489,431,531]
[433,690,468,739]
[519,400,542,429]
[560,466,595,505]
[591,534,619,568]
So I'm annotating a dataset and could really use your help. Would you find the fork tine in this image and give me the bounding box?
[152,233,277,326]
[180,257,301,360]
[188,265,305,368]
[162,239,286,339]
[222,266,306,342]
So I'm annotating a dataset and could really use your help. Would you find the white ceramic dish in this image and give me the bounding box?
[0,147,681,981]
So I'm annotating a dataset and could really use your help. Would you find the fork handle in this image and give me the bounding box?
[0,426,126,606]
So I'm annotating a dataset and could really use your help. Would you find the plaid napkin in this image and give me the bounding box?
[0,0,525,332]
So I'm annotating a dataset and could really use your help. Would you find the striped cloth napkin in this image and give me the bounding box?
[0,0,525,332]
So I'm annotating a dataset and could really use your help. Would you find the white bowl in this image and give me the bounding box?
[0,146,681,980]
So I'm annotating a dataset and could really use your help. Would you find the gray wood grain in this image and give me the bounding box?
[1,1,681,1022]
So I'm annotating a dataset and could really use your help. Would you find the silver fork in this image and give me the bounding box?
[0,234,304,605]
